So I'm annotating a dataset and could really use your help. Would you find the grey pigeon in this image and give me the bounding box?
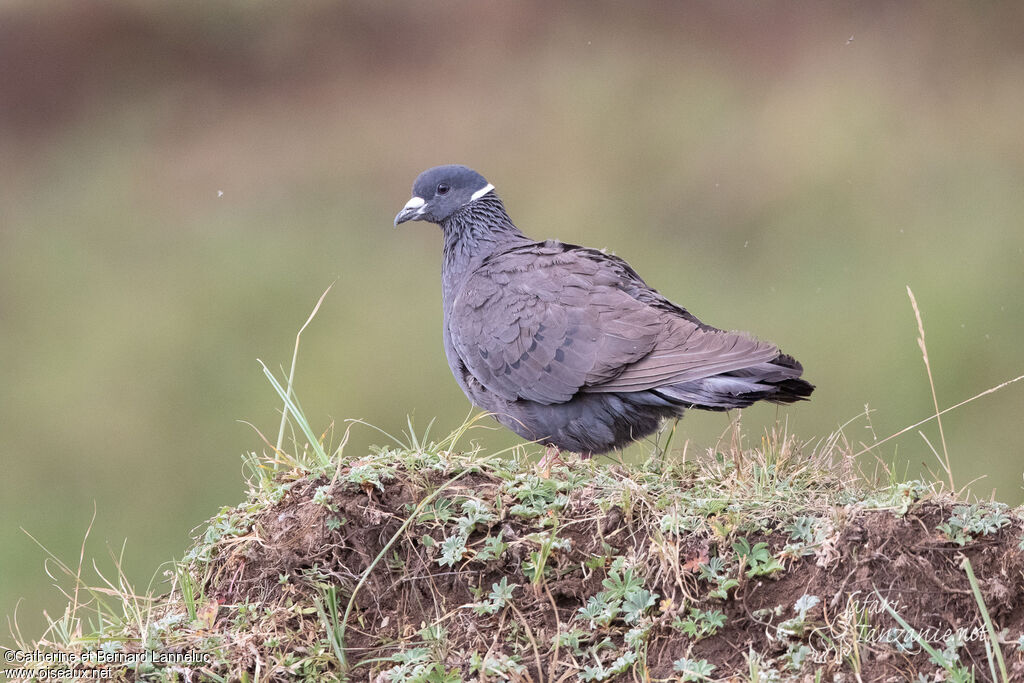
[395,165,814,456]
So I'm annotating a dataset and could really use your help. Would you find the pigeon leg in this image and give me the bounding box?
[538,445,566,475]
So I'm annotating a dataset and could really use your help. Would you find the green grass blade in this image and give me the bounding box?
[874,590,948,666]
[963,556,1009,682]
[259,359,329,466]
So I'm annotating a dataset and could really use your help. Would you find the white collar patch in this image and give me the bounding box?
[471,183,495,201]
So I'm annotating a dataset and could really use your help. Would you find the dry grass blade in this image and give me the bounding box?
[850,373,1024,460]
[907,286,953,489]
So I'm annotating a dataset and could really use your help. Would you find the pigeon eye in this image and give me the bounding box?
[436,183,450,195]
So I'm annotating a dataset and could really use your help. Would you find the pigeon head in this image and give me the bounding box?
[394,165,495,226]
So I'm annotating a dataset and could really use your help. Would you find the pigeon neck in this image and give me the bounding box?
[440,195,530,287]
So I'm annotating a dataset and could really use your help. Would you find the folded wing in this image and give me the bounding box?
[450,243,780,405]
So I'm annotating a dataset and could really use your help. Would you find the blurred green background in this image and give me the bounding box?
[2,1,1022,643]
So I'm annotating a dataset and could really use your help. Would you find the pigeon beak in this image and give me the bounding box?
[394,196,427,226]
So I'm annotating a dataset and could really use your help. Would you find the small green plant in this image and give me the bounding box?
[473,531,507,561]
[434,499,498,568]
[733,538,785,577]
[898,481,929,513]
[781,516,831,558]
[577,558,658,628]
[523,527,570,584]
[471,577,517,616]
[232,600,257,630]
[937,504,1011,546]
[624,623,651,649]
[777,594,821,638]
[673,656,716,681]
[579,592,619,628]
[503,473,570,519]
[601,558,645,599]
[468,651,526,678]
[311,485,336,510]
[456,498,496,534]
[600,559,658,623]
[173,560,200,623]
[184,506,252,563]
[785,516,817,544]
[781,643,813,672]
[382,647,461,683]
[313,584,345,671]
[418,622,453,671]
[745,648,784,682]
[344,461,393,493]
[438,534,468,567]
[698,556,740,599]
[552,628,592,655]
[580,651,638,681]
[417,497,457,524]
[621,587,658,623]
[660,509,700,535]
[673,607,727,640]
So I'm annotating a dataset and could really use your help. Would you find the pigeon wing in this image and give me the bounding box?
[451,243,781,404]
[584,318,780,393]
[562,246,784,393]
[450,244,661,404]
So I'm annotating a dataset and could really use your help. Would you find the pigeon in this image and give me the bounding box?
[395,164,814,456]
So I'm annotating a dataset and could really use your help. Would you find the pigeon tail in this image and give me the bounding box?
[653,353,814,411]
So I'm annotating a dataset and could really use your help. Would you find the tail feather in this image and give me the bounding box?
[652,352,814,411]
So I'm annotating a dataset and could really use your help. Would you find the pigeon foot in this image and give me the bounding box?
[537,446,567,476]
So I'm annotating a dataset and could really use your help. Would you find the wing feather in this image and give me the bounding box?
[449,242,779,404]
